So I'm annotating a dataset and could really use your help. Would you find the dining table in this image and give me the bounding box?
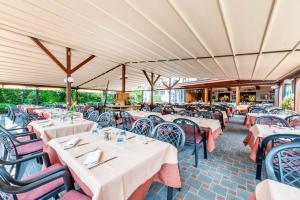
[243,124,300,161]
[248,179,300,200]
[243,113,289,128]
[34,108,83,119]
[28,118,97,143]
[17,105,45,113]
[47,127,181,200]
[127,110,222,152]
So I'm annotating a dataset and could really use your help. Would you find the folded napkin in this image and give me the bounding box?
[63,137,81,149]
[83,150,102,165]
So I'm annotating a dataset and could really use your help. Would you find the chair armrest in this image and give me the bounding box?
[20,166,68,185]
[13,137,42,145]
[5,170,73,194]
[0,152,50,167]
[12,132,36,139]
[8,127,28,131]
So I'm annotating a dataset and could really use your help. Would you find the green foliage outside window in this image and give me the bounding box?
[0,88,116,113]
[280,96,294,110]
[129,91,143,104]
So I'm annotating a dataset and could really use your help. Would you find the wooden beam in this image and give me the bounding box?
[162,81,170,89]
[122,64,126,93]
[153,75,161,85]
[66,48,72,106]
[71,55,96,74]
[78,64,121,87]
[142,70,153,87]
[31,37,67,74]
[171,79,180,89]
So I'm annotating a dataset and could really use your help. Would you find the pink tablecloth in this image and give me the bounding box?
[244,115,257,128]
[47,129,181,200]
[17,105,45,113]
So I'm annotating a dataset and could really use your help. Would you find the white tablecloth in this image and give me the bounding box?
[48,127,179,200]
[29,119,97,143]
[256,179,300,200]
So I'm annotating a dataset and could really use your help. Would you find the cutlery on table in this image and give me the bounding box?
[126,135,136,140]
[88,156,118,169]
[143,139,156,144]
[64,142,90,150]
[75,147,99,158]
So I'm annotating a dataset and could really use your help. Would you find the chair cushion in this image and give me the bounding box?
[13,136,31,146]
[61,190,91,200]
[16,140,43,156]
[183,125,203,144]
[17,163,64,200]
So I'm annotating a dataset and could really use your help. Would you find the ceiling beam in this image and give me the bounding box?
[71,55,96,74]
[142,70,153,87]
[77,64,122,87]
[217,0,240,78]
[251,0,278,79]
[31,37,67,74]
[125,49,300,64]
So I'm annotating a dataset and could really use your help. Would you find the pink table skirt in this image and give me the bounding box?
[244,115,256,128]
[46,146,181,199]
[243,132,273,162]
[247,192,256,200]
[226,108,233,117]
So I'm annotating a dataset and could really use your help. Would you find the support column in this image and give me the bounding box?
[278,83,283,107]
[209,88,213,106]
[122,64,126,93]
[294,78,300,112]
[35,88,40,105]
[66,48,72,106]
[150,73,154,105]
[204,88,209,103]
[236,86,240,105]
[75,89,79,103]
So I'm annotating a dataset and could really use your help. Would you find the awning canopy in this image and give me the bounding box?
[0,0,299,90]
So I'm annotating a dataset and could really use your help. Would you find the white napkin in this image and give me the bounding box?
[41,122,53,127]
[83,150,102,165]
[63,137,81,149]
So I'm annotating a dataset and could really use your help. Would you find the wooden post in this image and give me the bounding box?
[31,37,95,107]
[66,48,72,106]
[204,88,208,103]
[278,83,283,107]
[75,88,79,103]
[294,78,300,112]
[236,86,240,105]
[122,64,126,93]
[209,88,213,106]
[35,88,40,105]
[142,70,160,106]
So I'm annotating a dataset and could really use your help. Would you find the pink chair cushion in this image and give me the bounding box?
[17,163,64,200]
[182,125,203,144]
[13,136,31,146]
[16,140,43,155]
[61,190,91,200]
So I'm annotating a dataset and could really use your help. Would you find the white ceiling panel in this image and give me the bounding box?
[253,52,287,80]
[236,55,257,79]
[263,0,300,51]
[267,51,300,80]
[219,0,273,53]
[0,0,298,90]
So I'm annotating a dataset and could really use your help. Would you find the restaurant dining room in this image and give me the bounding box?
[0,0,300,200]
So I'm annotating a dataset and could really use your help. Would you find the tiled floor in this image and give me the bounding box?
[7,114,263,200]
[145,115,263,200]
